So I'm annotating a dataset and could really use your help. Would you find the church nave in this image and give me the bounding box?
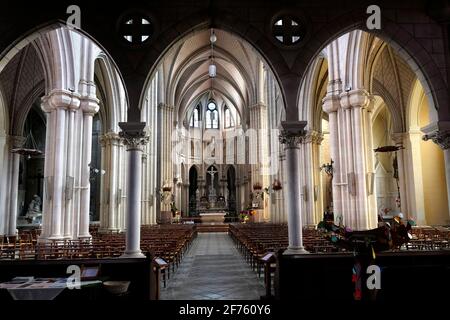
[161,232,265,300]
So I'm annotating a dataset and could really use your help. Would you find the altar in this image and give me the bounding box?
[199,212,226,223]
[195,166,229,223]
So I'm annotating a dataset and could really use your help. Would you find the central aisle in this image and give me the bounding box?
[160,232,266,300]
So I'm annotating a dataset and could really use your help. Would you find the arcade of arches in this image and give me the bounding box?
[0,3,449,267]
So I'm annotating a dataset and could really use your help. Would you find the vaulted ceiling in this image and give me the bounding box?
[0,44,45,134]
[157,29,268,126]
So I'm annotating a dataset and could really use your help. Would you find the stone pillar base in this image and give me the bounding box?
[120,251,146,259]
[283,246,309,255]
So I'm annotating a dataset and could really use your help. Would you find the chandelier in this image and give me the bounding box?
[12,48,44,159]
[11,131,43,159]
[208,29,217,78]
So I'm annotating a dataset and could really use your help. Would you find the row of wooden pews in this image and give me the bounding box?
[1,225,197,290]
[406,225,450,250]
[230,223,345,271]
[229,223,346,298]
[1,225,195,266]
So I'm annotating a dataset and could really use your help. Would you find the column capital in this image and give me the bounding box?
[119,122,149,151]
[339,89,370,109]
[248,103,267,110]
[158,103,174,112]
[391,132,407,145]
[279,121,307,149]
[99,132,122,146]
[322,94,340,114]
[41,89,81,112]
[423,130,450,150]
[303,130,324,145]
[422,121,450,150]
[80,95,100,116]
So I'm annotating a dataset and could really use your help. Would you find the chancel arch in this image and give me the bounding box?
[301,28,450,230]
[141,28,286,224]
[0,24,129,241]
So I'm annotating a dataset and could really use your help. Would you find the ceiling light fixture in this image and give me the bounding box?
[208,29,217,78]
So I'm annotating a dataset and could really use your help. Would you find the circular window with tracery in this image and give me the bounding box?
[272,16,306,46]
[118,13,153,45]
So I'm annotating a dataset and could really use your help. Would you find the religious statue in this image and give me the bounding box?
[216,194,226,208]
[26,195,42,224]
[160,182,173,205]
[251,190,263,209]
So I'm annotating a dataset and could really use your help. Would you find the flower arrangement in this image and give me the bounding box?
[239,209,256,223]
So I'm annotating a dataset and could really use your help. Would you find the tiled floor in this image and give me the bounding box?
[160,232,266,300]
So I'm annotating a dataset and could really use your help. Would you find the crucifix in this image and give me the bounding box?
[207,166,218,188]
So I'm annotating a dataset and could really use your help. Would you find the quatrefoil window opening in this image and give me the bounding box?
[273,16,304,45]
[120,15,153,45]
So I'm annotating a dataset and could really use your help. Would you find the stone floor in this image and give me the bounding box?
[160,232,266,300]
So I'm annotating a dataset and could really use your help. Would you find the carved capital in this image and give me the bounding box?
[118,122,149,151]
[158,103,174,112]
[249,103,267,110]
[322,94,340,114]
[391,132,407,145]
[304,130,324,145]
[99,132,122,147]
[80,95,100,116]
[41,89,81,113]
[339,89,370,109]
[279,121,307,149]
[423,130,450,150]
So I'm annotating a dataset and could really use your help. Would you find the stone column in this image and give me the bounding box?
[423,130,450,224]
[279,121,307,254]
[302,131,324,226]
[63,101,79,239]
[407,130,426,225]
[6,136,26,236]
[322,94,341,218]
[174,177,182,213]
[278,151,287,223]
[345,89,376,230]
[158,104,174,213]
[40,90,80,242]
[0,132,7,235]
[78,96,99,239]
[119,122,149,258]
[99,132,122,232]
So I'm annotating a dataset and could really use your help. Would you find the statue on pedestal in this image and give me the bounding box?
[26,195,42,224]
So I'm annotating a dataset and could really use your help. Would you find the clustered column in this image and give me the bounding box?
[39,89,100,242]
[40,90,80,241]
[158,103,174,213]
[322,90,377,230]
[79,96,100,239]
[99,132,124,232]
[301,131,324,226]
[1,136,26,236]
